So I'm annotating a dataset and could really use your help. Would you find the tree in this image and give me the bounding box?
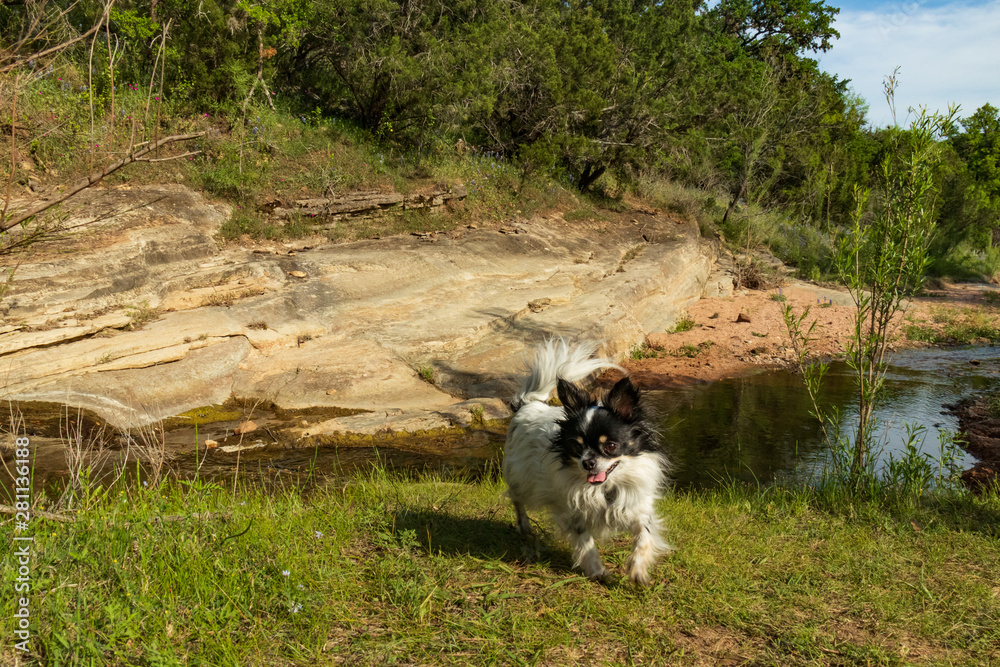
[948,103,1000,248]
[290,0,489,138]
[476,0,710,191]
[706,0,839,60]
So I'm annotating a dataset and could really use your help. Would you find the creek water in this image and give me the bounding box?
[4,347,998,498]
[656,346,1000,489]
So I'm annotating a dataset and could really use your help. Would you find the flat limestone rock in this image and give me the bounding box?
[2,185,716,430]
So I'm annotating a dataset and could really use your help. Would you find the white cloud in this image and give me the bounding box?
[818,1,1000,127]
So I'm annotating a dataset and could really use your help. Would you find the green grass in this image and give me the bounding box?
[905,306,1000,345]
[417,365,436,384]
[6,471,997,665]
[671,341,714,358]
[219,208,314,242]
[628,342,660,360]
[928,241,1000,282]
[668,317,696,334]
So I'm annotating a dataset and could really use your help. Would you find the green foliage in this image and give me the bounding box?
[929,103,1000,272]
[834,90,956,479]
[671,341,714,358]
[707,0,840,59]
[628,343,656,360]
[669,317,696,333]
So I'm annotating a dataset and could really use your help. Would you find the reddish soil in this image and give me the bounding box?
[613,280,997,389]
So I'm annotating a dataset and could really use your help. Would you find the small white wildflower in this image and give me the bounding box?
[314,530,323,538]
[282,570,290,577]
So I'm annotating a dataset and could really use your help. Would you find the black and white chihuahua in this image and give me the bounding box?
[503,339,670,584]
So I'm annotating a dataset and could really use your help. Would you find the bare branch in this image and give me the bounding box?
[0,132,206,233]
[0,22,101,75]
[135,150,202,163]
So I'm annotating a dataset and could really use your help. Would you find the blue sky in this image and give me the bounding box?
[816,0,1000,127]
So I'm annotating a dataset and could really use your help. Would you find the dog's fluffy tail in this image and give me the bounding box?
[510,339,620,411]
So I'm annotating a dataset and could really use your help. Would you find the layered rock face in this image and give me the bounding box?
[1,184,716,432]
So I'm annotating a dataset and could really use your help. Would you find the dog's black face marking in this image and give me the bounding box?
[552,376,660,483]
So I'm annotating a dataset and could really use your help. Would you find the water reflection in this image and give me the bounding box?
[655,346,1000,489]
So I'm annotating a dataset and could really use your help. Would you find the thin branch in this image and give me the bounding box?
[0,132,205,233]
[0,23,102,74]
[135,150,201,162]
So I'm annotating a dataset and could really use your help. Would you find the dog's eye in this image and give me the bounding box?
[605,442,618,454]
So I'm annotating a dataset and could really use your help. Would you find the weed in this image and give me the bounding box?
[669,317,696,334]
[202,292,236,308]
[470,404,485,427]
[616,243,646,272]
[219,208,282,241]
[417,365,435,383]
[733,257,782,290]
[202,287,267,308]
[769,293,787,302]
[987,391,1000,419]
[671,341,714,358]
[904,324,939,343]
[124,301,158,330]
[906,306,1000,344]
[628,343,659,360]
[564,209,594,222]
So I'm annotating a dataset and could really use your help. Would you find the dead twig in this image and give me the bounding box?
[0,131,205,233]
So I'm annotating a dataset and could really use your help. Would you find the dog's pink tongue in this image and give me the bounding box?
[588,471,607,484]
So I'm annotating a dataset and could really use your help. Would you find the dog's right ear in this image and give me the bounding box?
[557,377,590,412]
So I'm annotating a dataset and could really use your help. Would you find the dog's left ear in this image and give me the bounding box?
[606,377,641,421]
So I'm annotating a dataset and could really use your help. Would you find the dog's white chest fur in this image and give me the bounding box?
[505,404,664,539]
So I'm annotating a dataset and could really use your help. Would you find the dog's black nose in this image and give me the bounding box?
[581,457,597,472]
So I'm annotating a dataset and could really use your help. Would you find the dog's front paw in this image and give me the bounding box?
[627,566,652,586]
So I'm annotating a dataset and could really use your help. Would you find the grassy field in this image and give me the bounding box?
[3,468,998,666]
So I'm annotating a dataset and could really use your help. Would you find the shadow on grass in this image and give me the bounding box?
[391,504,580,575]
